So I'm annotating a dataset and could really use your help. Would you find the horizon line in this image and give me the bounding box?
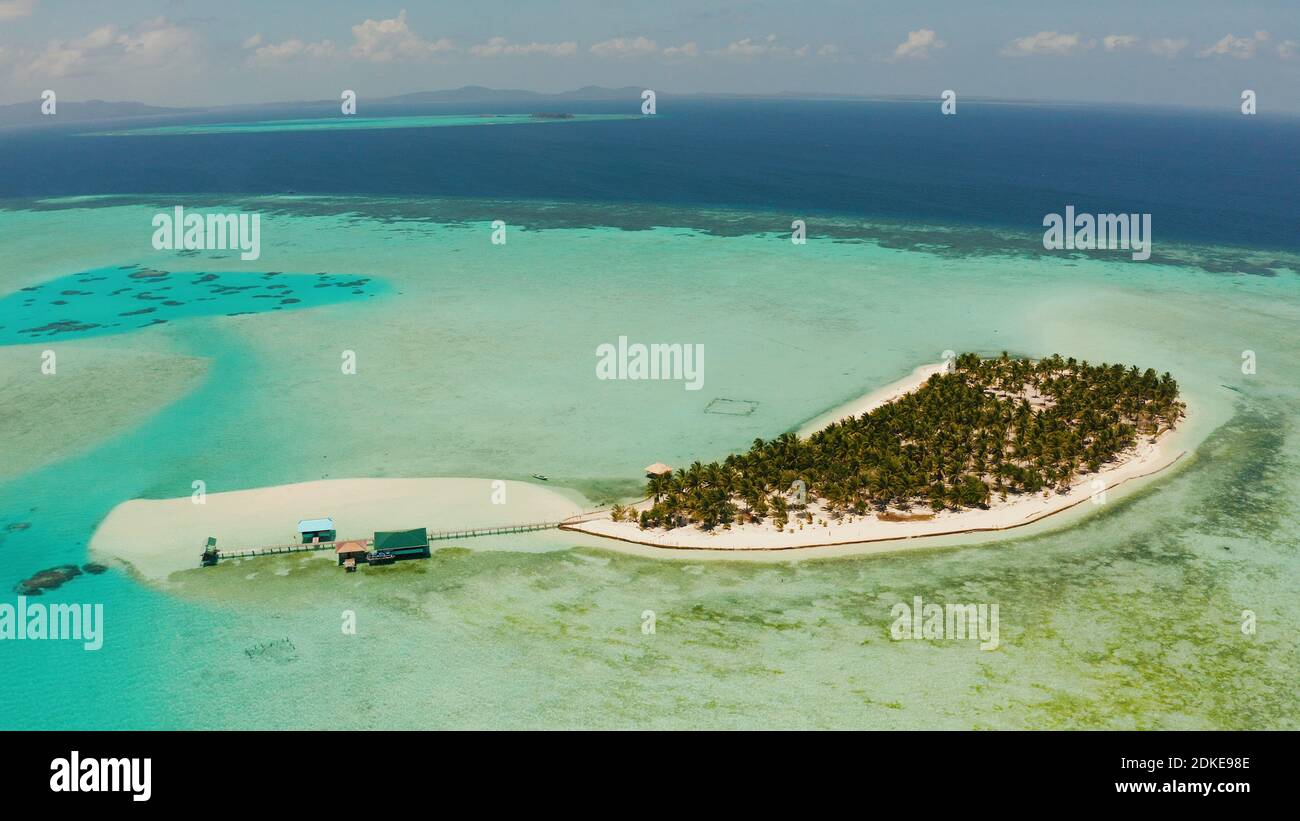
[3,85,1296,122]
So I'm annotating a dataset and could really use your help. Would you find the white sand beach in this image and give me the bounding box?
[90,477,586,581]
[795,361,950,437]
[566,365,1193,553]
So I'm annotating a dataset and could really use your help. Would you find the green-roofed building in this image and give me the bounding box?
[372,528,430,560]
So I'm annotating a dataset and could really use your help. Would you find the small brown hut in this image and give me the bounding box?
[335,541,368,568]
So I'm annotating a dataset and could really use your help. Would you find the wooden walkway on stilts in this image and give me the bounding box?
[426,521,560,542]
[204,513,602,565]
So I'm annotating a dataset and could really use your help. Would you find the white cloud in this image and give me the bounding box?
[21,39,82,79]
[662,41,698,60]
[590,36,658,58]
[1279,40,1299,60]
[716,34,775,59]
[1001,31,1095,57]
[0,0,35,21]
[244,12,449,66]
[1102,34,1139,52]
[712,34,825,60]
[116,17,198,67]
[470,36,577,58]
[1198,31,1270,59]
[350,10,453,63]
[1148,37,1188,58]
[890,29,945,61]
[19,17,197,79]
[248,37,337,66]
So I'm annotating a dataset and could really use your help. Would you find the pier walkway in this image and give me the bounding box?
[205,513,603,564]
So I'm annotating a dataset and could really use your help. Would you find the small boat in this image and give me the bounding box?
[531,474,549,481]
[366,550,396,565]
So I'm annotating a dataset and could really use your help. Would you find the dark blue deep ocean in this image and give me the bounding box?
[0,97,1297,250]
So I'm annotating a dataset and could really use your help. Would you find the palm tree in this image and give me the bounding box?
[640,353,1181,532]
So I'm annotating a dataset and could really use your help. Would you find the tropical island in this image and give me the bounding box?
[88,353,1193,578]
[569,353,1189,551]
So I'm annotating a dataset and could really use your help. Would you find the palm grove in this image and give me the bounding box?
[621,353,1184,532]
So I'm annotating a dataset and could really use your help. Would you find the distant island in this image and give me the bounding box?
[80,112,635,138]
[570,353,1188,551]
[0,85,646,127]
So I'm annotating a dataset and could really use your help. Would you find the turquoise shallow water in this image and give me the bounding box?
[0,196,1296,729]
[0,264,384,344]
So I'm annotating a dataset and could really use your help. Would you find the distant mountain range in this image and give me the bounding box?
[0,99,185,126]
[0,85,1071,128]
[0,85,650,127]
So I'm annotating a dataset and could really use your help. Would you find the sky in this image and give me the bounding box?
[1,0,1299,111]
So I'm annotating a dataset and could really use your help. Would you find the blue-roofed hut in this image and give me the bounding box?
[298,517,336,544]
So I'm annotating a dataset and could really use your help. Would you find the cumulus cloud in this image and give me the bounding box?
[117,18,199,67]
[350,10,453,62]
[243,12,451,66]
[18,17,197,79]
[590,36,657,58]
[1147,37,1188,58]
[1102,34,1139,52]
[247,37,337,66]
[0,0,35,21]
[661,41,698,60]
[1001,31,1095,57]
[470,36,577,58]
[712,34,830,60]
[715,35,780,58]
[1198,31,1270,59]
[889,29,945,61]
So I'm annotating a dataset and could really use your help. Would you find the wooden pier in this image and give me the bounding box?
[427,521,561,542]
[213,538,352,561]
[204,515,599,565]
